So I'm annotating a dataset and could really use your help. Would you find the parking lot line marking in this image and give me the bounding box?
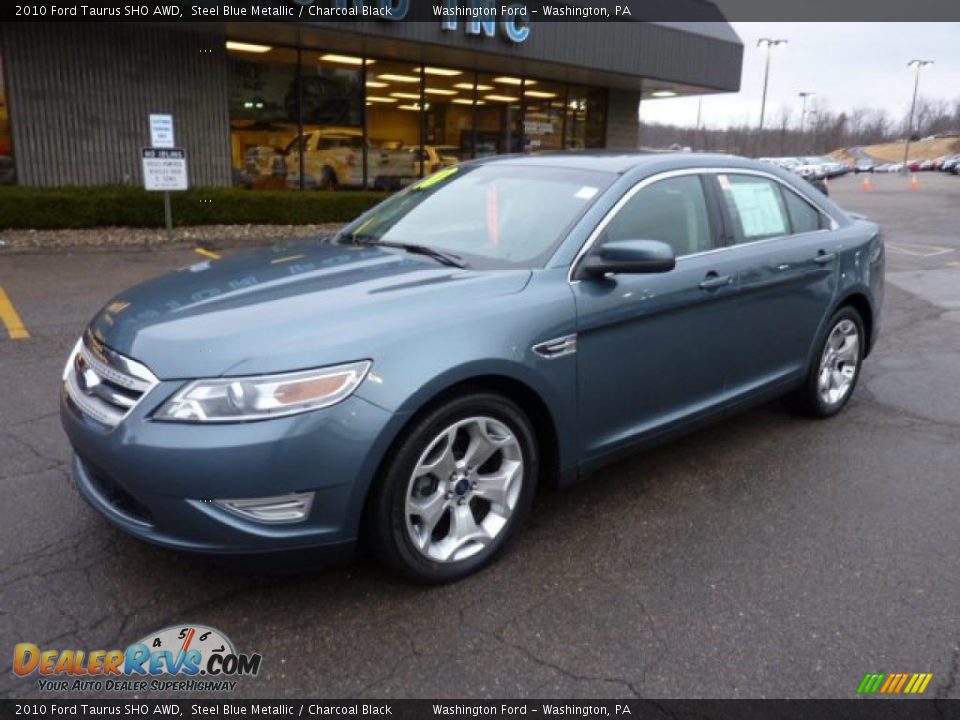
[195,247,221,260]
[0,286,30,340]
[886,242,953,258]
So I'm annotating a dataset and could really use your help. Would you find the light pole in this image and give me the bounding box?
[902,60,934,171]
[798,92,814,154]
[757,38,788,134]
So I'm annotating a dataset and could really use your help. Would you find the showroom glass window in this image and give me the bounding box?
[297,53,364,190]
[365,59,423,189]
[227,44,299,191]
[565,85,607,150]
[523,77,565,153]
[0,50,14,184]
[421,65,475,173]
[225,39,611,190]
[475,73,524,157]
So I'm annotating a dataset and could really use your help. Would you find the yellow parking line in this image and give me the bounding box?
[0,286,30,340]
[195,247,222,260]
[271,254,306,265]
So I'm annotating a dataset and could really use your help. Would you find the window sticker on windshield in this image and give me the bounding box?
[574,186,599,200]
[717,174,731,189]
[413,166,459,190]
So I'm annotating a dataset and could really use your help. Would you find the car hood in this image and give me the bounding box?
[88,240,532,379]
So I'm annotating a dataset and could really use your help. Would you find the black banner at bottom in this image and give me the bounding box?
[3,700,960,720]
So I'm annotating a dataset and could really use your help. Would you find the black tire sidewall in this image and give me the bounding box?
[371,392,539,583]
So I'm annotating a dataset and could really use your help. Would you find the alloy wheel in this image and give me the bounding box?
[818,318,860,406]
[404,416,523,563]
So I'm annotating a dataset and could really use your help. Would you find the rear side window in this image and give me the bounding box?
[781,187,825,234]
[716,174,790,244]
[603,175,712,257]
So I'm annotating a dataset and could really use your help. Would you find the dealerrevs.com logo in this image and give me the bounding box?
[13,625,262,693]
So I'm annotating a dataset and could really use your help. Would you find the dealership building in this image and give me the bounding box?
[0,10,742,190]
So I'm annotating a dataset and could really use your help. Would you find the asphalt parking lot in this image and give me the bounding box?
[1,172,959,699]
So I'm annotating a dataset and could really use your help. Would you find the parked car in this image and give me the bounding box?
[854,159,875,173]
[801,156,850,178]
[939,155,960,173]
[906,159,923,172]
[60,153,884,583]
[406,145,463,175]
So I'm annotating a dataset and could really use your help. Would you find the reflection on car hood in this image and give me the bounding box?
[88,240,532,379]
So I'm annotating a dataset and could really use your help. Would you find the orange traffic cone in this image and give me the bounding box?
[861,175,873,191]
[910,175,921,191]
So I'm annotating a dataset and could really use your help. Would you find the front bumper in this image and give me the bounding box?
[61,384,399,557]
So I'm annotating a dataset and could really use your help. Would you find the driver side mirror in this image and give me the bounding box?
[579,239,676,278]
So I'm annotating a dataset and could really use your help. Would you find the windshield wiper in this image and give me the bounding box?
[354,239,467,269]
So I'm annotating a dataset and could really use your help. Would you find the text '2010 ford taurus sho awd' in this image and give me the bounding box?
[61,153,884,582]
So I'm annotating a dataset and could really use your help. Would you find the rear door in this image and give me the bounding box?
[708,171,841,397]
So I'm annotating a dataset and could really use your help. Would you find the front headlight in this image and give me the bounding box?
[154,360,371,423]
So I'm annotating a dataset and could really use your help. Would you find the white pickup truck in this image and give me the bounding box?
[283,129,416,190]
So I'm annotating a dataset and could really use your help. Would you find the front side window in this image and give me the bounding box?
[716,174,790,244]
[602,175,712,257]
[341,164,615,269]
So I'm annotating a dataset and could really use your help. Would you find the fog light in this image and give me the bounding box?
[214,492,315,524]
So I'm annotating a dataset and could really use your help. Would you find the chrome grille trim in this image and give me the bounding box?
[63,334,159,428]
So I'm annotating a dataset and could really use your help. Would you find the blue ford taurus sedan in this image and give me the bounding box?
[61,153,884,582]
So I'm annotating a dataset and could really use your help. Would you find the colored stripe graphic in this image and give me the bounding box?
[858,672,933,694]
[857,673,885,694]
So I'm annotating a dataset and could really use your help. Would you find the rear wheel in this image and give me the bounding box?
[785,306,865,417]
[368,393,538,583]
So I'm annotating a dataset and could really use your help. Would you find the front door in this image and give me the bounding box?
[572,173,741,463]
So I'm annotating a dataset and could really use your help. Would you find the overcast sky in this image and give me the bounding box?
[639,23,960,129]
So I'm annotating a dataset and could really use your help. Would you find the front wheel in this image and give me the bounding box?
[784,306,865,417]
[368,393,538,583]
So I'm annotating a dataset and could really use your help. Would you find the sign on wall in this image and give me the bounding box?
[142,148,188,191]
[148,114,175,149]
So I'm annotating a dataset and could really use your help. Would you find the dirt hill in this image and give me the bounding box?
[834,137,960,164]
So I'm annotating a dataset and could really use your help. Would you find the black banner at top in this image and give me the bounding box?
[2,0,960,22]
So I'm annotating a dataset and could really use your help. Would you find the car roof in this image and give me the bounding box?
[473,151,769,175]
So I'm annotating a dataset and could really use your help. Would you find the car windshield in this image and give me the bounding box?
[338,163,615,269]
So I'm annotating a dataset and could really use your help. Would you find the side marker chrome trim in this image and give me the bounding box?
[533,334,578,359]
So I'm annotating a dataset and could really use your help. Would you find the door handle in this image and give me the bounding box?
[812,252,837,265]
[699,273,733,290]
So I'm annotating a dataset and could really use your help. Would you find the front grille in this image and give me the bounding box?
[64,330,159,428]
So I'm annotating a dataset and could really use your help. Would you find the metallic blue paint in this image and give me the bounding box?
[61,153,883,560]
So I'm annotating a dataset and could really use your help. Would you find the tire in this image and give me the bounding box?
[367,392,538,583]
[784,306,865,418]
[318,167,338,191]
